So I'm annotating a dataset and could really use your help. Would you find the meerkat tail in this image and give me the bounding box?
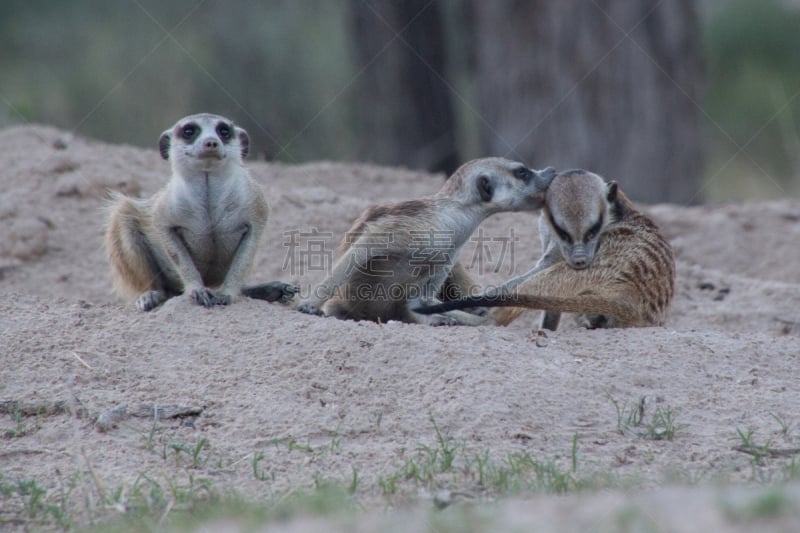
[241,282,299,303]
[414,293,637,323]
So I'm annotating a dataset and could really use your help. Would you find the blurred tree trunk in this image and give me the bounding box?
[471,0,704,204]
[348,0,459,174]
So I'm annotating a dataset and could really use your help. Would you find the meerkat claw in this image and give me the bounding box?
[298,303,324,316]
[280,285,300,303]
[191,288,229,308]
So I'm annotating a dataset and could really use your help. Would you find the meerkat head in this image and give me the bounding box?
[158,113,249,175]
[544,169,618,269]
[439,157,556,213]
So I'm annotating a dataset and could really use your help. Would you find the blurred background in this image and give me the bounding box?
[1,0,799,204]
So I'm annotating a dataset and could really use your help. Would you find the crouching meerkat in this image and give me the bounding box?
[415,169,675,329]
[298,158,556,325]
[106,113,297,311]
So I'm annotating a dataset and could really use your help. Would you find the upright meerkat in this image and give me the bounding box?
[298,158,556,325]
[106,113,297,311]
[415,169,675,329]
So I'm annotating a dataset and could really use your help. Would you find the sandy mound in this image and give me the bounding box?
[1,125,799,530]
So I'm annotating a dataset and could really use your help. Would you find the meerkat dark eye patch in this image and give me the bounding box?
[216,122,233,142]
[547,212,573,244]
[478,175,493,202]
[513,166,533,183]
[554,224,573,244]
[584,215,604,242]
[180,123,199,141]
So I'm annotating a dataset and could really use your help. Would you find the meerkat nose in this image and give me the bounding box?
[204,138,219,149]
[572,257,588,269]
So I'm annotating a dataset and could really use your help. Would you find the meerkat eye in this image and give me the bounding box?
[584,216,604,242]
[216,123,232,141]
[513,167,532,181]
[181,124,197,140]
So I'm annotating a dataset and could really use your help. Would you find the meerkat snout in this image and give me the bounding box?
[570,254,589,269]
[202,137,220,152]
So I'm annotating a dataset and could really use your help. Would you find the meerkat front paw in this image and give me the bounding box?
[428,314,460,326]
[191,288,231,308]
[211,292,233,306]
[298,303,324,316]
[136,290,168,312]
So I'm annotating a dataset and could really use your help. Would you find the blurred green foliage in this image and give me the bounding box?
[702,0,800,198]
[0,0,357,162]
[1,0,799,199]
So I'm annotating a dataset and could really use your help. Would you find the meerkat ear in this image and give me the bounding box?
[606,181,619,202]
[477,175,493,202]
[237,128,249,159]
[158,131,171,160]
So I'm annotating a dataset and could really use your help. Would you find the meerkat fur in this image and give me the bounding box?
[298,158,556,325]
[106,113,297,311]
[415,170,675,329]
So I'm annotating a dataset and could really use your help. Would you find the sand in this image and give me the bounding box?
[1,125,799,531]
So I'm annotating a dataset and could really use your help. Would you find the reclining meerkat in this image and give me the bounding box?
[492,168,626,329]
[298,158,556,325]
[106,113,297,311]
[415,169,675,329]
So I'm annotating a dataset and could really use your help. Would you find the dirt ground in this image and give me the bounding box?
[1,125,799,531]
